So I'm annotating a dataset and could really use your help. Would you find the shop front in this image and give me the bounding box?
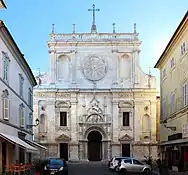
[160,132,188,172]
[0,132,37,174]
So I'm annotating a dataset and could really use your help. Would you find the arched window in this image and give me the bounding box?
[142,114,151,132]
[39,114,46,132]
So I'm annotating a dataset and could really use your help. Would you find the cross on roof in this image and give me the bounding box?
[88,4,100,33]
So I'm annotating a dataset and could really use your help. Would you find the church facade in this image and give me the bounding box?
[33,12,158,161]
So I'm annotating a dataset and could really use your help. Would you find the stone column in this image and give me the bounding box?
[111,94,120,157]
[49,50,56,84]
[69,93,79,161]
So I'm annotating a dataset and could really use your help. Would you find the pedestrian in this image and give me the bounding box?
[156,157,162,174]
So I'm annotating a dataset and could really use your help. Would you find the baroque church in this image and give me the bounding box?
[33,4,158,161]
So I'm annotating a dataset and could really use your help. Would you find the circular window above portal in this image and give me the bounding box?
[82,56,107,81]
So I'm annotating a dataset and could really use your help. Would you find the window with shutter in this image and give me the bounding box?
[20,105,24,127]
[3,98,9,120]
[19,74,24,98]
[181,42,186,55]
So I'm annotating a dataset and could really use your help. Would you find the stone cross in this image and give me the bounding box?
[88,4,100,33]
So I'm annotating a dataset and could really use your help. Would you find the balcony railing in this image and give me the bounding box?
[49,32,139,42]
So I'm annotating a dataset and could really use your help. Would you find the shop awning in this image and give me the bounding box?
[0,132,37,152]
[25,140,47,150]
[160,137,188,145]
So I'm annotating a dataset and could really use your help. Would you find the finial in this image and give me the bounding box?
[88,4,100,33]
[52,24,55,34]
[134,23,136,33]
[72,24,76,33]
[149,67,151,77]
[38,68,41,76]
[112,23,116,33]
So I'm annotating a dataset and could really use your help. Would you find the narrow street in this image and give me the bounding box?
[68,162,158,175]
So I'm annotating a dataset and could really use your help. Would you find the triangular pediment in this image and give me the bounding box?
[119,134,133,141]
[55,134,70,141]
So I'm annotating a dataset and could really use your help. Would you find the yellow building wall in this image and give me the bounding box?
[159,18,188,142]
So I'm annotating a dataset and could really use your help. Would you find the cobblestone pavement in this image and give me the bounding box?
[68,162,159,175]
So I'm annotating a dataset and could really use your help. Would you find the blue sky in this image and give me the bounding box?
[1,0,188,89]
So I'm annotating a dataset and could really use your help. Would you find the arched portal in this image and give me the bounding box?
[87,131,102,161]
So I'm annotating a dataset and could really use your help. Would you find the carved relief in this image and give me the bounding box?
[34,92,70,98]
[118,100,133,108]
[55,134,70,141]
[82,55,107,81]
[1,89,9,98]
[119,93,133,98]
[119,134,133,141]
[55,100,70,108]
[86,114,103,123]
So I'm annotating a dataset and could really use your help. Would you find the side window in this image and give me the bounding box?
[124,159,132,164]
[133,159,143,165]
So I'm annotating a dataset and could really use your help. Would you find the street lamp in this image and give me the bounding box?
[26,118,39,129]
[0,0,7,9]
[163,120,176,131]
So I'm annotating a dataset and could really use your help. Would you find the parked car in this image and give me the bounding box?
[117,157,151,174]
[44,158,68,175]
[108,157,130,171]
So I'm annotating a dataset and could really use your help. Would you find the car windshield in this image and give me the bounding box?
[50,159,64,166]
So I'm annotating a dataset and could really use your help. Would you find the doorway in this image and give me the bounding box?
[60,143,68,161]
[87,131,102,161]
[2,142,6,174]
[122,144,130,157]
[19,147,25,164]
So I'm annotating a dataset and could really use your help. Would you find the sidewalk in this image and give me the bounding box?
[153,168,187,175]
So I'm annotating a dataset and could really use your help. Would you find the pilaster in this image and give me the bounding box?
[71,50,77,85]
[69,93,79,161]
[112,94,119,141]
[49,50,56,84]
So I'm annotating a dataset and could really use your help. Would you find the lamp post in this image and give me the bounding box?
[26,118,39,129]
[163,120,176,131]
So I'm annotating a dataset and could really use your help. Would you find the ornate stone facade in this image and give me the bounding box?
[33,24,158,161]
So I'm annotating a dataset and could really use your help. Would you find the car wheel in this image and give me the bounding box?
[144,168,150,174]
[119,168,127,174]
[115,166,119,172]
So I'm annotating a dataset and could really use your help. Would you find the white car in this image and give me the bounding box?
[108,157,130,171]
[117,158,151,174]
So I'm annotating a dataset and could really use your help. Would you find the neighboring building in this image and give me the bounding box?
[0,20,44,174]
[154,11,188,171]
[33,5,158,161]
